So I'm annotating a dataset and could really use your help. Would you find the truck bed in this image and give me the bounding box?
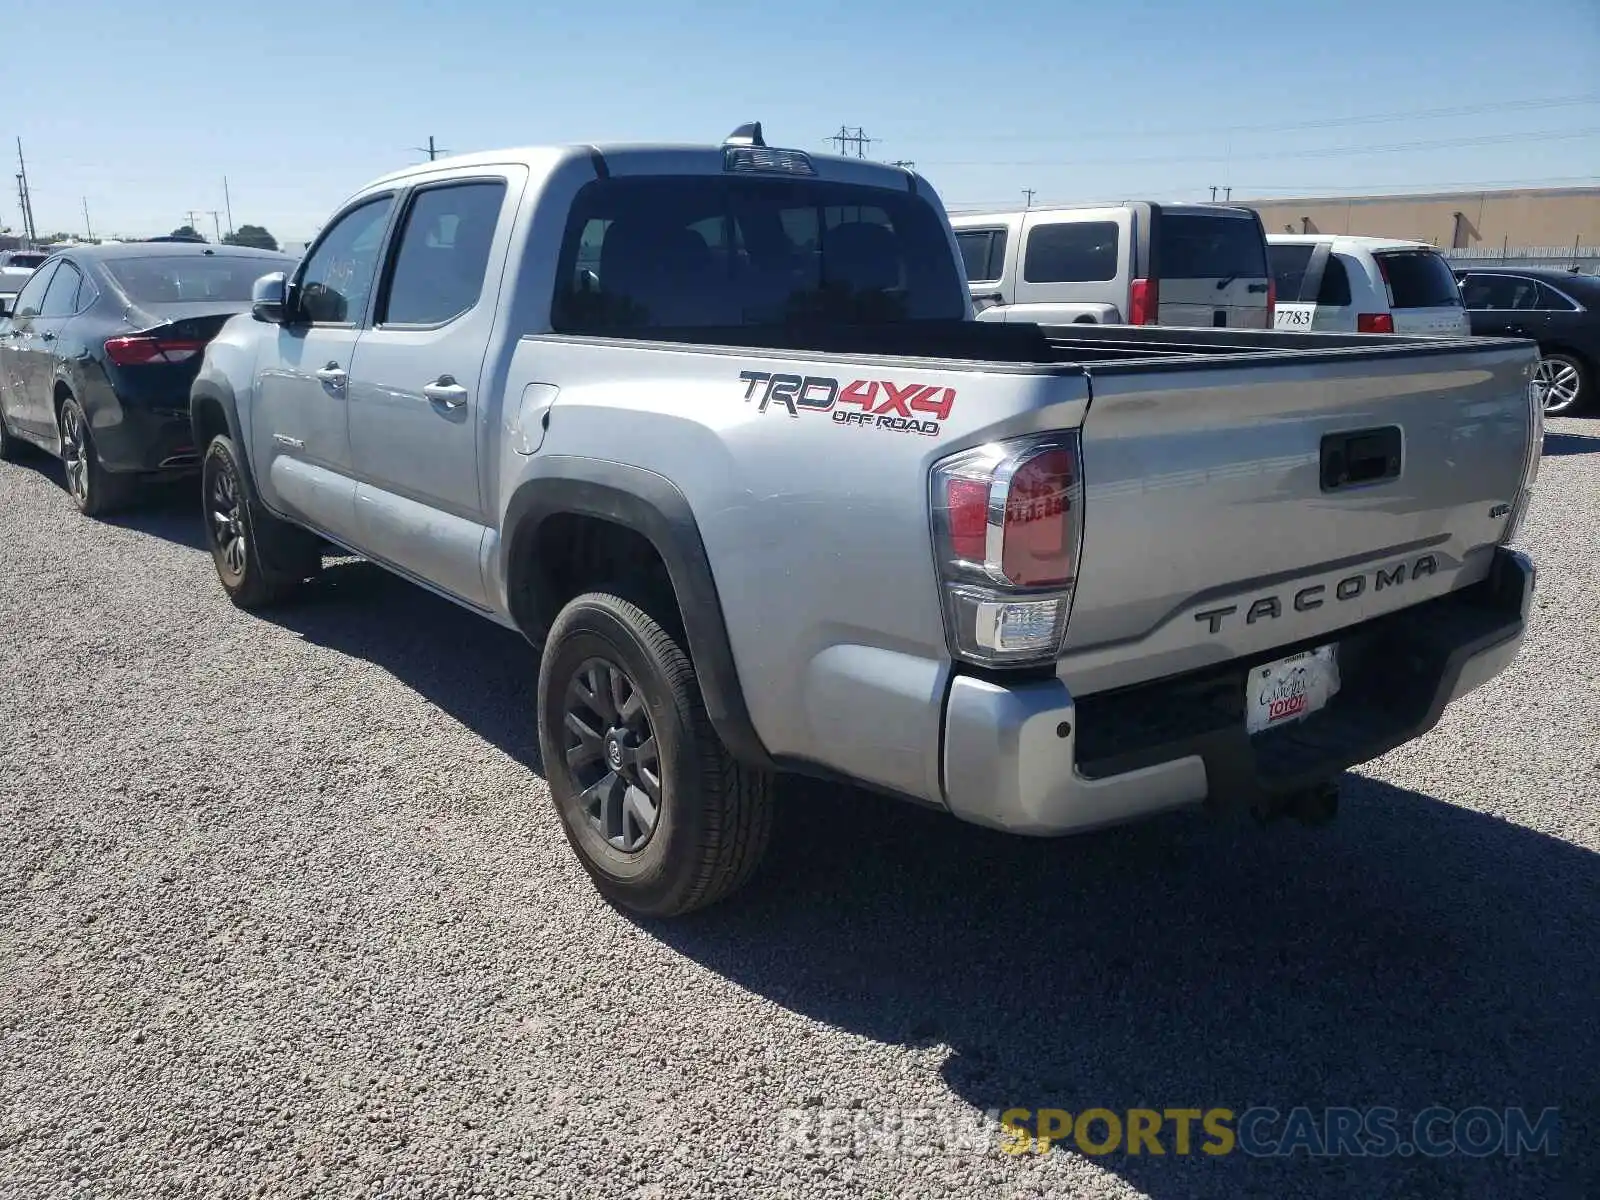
[555,318,1506,372]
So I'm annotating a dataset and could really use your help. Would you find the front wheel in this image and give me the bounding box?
[537,592,775,917]
[1535,352,1589,416]
[201,435,320,608]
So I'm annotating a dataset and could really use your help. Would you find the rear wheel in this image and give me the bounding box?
[58,395,134,516]
[537,592,775,917]
[1535,353,1588,416]
[201,435,320,609]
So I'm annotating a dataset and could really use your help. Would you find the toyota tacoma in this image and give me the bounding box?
[189,124,1541,915]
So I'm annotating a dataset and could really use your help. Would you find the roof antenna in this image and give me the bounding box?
[724,122,765,148]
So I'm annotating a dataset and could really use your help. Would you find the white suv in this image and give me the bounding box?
[1267,235,1468,336]
[952,203,1274,329]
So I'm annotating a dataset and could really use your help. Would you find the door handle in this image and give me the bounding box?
[314,362,347,390]
[423,375,468,409]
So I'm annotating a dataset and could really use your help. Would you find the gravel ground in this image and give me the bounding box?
[1,420,1597,1200]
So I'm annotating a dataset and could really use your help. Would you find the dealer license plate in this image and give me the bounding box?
[1246,645,1340,735]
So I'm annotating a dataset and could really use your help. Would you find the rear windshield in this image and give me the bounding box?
[1268,243,1315,303]
[104,255,285,304]
[1157,214,1268,280]
[553,175,966,331]
[1376,251,1462,308]
[5,253,47,270]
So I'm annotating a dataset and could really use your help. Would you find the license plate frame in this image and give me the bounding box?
[1246,645,1341,736]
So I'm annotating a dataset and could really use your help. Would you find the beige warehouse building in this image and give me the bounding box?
[1245,186,1599,252]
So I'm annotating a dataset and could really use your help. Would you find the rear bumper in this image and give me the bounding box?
[93,404,200,474]
[942,546,1535,836]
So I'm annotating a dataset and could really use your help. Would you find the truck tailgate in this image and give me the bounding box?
[1060,340,1537,695]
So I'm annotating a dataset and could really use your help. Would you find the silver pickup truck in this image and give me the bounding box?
[190,124,1541,916]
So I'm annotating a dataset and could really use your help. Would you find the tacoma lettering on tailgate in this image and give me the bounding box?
[1194,554,1440,634]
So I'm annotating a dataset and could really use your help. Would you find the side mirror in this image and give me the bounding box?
[251,272,291,324]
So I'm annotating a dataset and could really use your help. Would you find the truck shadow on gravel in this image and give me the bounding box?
[7,452,207,550]
[244,556,1592,1198]
[257,558,543,770]
[652,778,1598,1200]
[1541,431,1600,457]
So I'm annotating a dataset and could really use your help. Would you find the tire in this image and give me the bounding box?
[58,394,135,516]
[1535,352,1589,417]
[537,591,775,917]
[201,435,321,609]
[0,406,18,462]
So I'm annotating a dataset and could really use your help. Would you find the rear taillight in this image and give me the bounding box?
[1356,313,1395,334]
[1128,278,1156,325]
[932,434,1084,666]
[1502,363,1545,545]
[103,335,208,366]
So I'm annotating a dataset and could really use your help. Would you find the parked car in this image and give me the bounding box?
[1455,267,1598,416]
[191,124,1538,916]
[0,249,48,316]
[950,202,1274,328]
[1268,236,1469,337]
[0,242,296,513]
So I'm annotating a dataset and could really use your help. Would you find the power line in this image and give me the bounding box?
[828,126,873,157]
[902,94,1600,146]
[411,135,446,162]
[943,174,1600,211]
[917,126,1600,168]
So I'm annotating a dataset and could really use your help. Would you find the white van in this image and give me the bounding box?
[951,203,1274,329]
[1267,236,1468,337]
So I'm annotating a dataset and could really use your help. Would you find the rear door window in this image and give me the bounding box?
[39,262,83,318]
[1157,215,1268,279]
[379,180,506,326]
[955,228,1007,283]
[1536,282,1578,311]
[1317,255,1353,306]
[1376,251,1462,308]
[1268,243,1315,303]
[1022,221,1119,283]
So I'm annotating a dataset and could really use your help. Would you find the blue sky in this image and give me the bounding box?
[5,0,1597,242]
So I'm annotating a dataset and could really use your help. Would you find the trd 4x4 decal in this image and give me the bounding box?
[738,370,954,437]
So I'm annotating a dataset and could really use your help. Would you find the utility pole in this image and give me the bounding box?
[1210,186,1218,202]
[207,210,224,242]
[1224,186,1232,201]
[890,159,915,170]
[829,126,872,158]
[1022,188,1036,209]
[411,135,444,162]
[185,210,200,234]
[15,140,37,247]
[82,197,93,241]
[223,176,234,237]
